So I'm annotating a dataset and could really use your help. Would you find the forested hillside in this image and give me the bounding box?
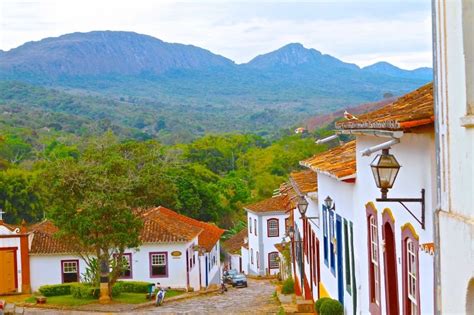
[0,130,328,229]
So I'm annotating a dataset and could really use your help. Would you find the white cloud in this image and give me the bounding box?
[0,0,433,69]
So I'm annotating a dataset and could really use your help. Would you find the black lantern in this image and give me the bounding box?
[297,196,309,217]
[324,196,334,210]
[370,148,401,198]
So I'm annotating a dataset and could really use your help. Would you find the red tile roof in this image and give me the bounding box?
[222,229,248,255]
[29,206,224,254]
[336,83,434,131]
[300,141,356,180]
[244,194,289,213]
[289,170,318,194]
[153,206,225,252]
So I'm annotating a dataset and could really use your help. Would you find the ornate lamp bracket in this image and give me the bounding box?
[376,189,425,229]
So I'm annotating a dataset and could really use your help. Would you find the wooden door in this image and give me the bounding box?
[0,249,17,294]
[383,222,399,315]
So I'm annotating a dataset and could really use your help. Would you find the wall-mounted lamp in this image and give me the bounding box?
[370,148,426,229]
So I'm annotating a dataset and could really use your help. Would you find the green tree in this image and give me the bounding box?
[0,135,32,164]
[43,134,146,300]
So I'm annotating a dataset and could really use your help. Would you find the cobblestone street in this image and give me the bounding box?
[22,279,279,315]
[136,279,279,314]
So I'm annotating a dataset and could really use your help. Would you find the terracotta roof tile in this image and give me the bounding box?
[154,206,225,252]
[336,83,434,131]
[222,229,248,255]
[29,206,225,254]
[300,141,356,180]
[289,170,318,194]
[244,194,288,213]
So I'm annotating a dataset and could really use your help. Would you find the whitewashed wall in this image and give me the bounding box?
[247,211,259,275]
[241,247,249,274]
[353,133,436,315]
[433,1,474,313]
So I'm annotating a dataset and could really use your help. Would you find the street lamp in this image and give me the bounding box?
[324,196,335,210]
[370,148,426,229]
[297,196,309,217]
[370,148,401,199]
[288,226,295,239]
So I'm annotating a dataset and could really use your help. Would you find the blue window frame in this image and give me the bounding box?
[323,205,328,266]
[329,210,336,275]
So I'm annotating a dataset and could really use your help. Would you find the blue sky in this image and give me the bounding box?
[0,0,433,69]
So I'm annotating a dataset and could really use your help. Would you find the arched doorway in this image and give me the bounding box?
[466,278,474,314]
[382,209,399,315]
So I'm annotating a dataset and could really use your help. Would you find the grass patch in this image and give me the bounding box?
[40,295,97,306]
[113,293,148,304]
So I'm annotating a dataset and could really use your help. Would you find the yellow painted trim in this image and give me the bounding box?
[401,222,420,240]
[365,201,378,213]
[319,282,331,298]
[382,208,396,223]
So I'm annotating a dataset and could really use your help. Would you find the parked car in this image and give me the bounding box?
[231,273,248,288]
[223,269,238,284]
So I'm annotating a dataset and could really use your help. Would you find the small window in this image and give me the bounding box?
[249,217,252,234]
[323,206,328,266]
[251,248,254,264]
[368,215,380,306]
[344,220,351,294]
[402,224,420,315]
[268,252,279,269]
[254,218,257,235]
[61,260,79,283]
[267,218,279,237]
[329,211,335,274]
[463,0,473,115]
[150,252,167,277]
[285,217,290,234]
[114,253,132,279]
[256,251,259,269]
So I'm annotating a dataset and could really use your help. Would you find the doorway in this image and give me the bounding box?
[383,221,399,315]
[0,248,17,294]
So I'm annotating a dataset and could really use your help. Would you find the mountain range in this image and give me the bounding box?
[0,31,432,142]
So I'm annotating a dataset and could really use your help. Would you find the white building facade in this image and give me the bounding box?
[433,1,474,313]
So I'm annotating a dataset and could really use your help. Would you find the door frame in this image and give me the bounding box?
[0,247,18,293]
[336,215,344,305]
[382,209,400,315]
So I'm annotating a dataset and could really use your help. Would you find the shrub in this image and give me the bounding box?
[38,283,74,296]
[281,278,295,294]
[315,297,332,313]
[70,283,100,299]
[111,284,122,297]
[113,281,153,293]
[319,299,344,315]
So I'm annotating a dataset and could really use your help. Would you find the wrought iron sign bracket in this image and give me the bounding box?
[376,188,425,229]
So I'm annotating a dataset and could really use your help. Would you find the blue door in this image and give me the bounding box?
[336,215,344,305]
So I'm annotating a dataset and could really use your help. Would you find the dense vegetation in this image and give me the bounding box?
[0,129,326,228]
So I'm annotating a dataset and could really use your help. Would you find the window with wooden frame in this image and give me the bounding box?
[367,214,381,308]
[254,218,257,236]
[268,252,279,269]
[251,248,254,264]
[114,253,132,279]
[249,217,252,234]
[267,218,279,237]
[256,251,259,269]
[150,252,168,277]
[323,206,328,266]
[344,219,352,295]
[329,210,335,275]
[61,260,79,283]
[402,224,420,315]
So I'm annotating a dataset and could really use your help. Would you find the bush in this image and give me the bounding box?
[315,297,332,313]
[114,281,153,293]
[38,283,74,296]
[111,284,122,297]
[281,278,295,294]
[70,283,100,299]
[319,299,343,315]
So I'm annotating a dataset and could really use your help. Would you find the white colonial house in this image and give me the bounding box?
[244,195,290,276]
[433,1,474,313]
[222,228,247,274]
[284,83,437,315]
[0,206,224,294]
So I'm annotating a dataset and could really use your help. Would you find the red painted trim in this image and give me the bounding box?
[0,234,29,238]
[114,253,133,279]
[149,251,168,278]
[266,218,279,237]
[60,259,79,283]
[382,211,399,315]
[316,238,320,299]
[0,247,18,290]
[303,274,312,301]
[268,251,279,269]
[401,226,421,315]
[366,203,381,315]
